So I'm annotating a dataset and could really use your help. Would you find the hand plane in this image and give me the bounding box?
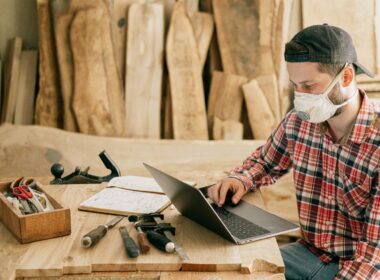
[50,150,121,184]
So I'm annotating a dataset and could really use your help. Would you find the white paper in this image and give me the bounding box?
[108,176,164,194]
[79,187,170,215]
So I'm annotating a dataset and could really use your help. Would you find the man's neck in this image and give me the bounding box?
[327,89,361,142]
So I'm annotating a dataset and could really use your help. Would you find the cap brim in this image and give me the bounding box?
[354,62,375,78]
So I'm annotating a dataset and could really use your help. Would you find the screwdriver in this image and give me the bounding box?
[81,215,124,248]
[146,230,175,253]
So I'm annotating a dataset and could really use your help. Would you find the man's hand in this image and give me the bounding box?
[207,178,247,207]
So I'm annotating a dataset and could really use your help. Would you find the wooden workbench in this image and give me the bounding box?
[0,124,298,279]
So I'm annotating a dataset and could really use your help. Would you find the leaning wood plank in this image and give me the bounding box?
[207,71,247,139]
[54,9,78,132]
[213,117,243,140]
[242,80,276,140]
[189,12,214,70]
[272,0,293,117]
[256,74,281,123]
[213,0,274,78]
[70,8,115,136]
[2,37,22,123]
[166,2,208,140]
[125,3,164,138]
[14,51,38,125]
[182,0,199,14]
[35,0,62,128]
[302,0,379,82]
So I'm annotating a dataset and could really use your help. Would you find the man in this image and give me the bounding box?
[208,24,380,279]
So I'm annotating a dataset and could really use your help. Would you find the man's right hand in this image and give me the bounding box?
[207,177,247,207]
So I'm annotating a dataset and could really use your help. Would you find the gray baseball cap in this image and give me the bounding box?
[284,23,374,78]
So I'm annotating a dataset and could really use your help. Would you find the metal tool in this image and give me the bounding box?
[81,216,124,248]
[12,184,44,213]
[146,230,175,253]
[128,215,151,253]
[50,150,121,184]
[119,226,140,258]
[140,213,190,260]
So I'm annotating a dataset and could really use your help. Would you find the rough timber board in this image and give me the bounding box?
[166,2,208,140]
[302,0,380,82]
[212,0,275,78]
[125,3,164,139]
[2,37,22,123]
[14,50,38,125]
[35,0,62,128]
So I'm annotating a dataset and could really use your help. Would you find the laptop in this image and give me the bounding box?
[144,163,299,245]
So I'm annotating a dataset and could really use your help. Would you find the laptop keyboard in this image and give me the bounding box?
[213,205,270,240]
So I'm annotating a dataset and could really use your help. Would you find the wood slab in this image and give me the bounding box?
[166,2,208,140]
[243,79,276,140]
[207,71,247,139]
[2,37,22,123]
[212,0,275,78]
[256,74,281,123]
[125,3,164,138]
[213,117,244,140]
[52,1,79,132]
[302,0,380,82]
[35,0,63,128]
[13,50,38,125]
[70,6,125,136]
[272,0,292,117]
[189,12,214,70]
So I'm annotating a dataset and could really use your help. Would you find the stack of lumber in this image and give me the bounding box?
[26,0,294,140]
[0,38,38,125]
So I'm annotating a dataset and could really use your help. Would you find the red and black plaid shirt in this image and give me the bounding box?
[229,90,380,279]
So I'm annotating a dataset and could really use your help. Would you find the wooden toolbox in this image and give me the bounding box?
[0,181,71,243]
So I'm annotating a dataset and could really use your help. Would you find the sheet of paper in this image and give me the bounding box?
[108,176,164,194]
[108,175,196,194]
[79,187,171,215]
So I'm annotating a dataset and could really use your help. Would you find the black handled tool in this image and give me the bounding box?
[81,216,124,248]
[128,215,151,253]
[51,150,121,184]
[146,230,175,253]
[119,226,140,258]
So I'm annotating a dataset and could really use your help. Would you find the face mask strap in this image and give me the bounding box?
[322,62,349,96]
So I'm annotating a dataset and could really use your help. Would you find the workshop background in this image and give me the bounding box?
[0,0,380,253]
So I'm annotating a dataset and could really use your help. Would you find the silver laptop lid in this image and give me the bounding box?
[143,163,236,242]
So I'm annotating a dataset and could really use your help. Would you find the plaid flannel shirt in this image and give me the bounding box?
[229,90,380,279]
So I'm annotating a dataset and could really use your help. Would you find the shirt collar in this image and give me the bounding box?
[318,89,376,144]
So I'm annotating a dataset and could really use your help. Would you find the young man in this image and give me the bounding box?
[208,24,380,279]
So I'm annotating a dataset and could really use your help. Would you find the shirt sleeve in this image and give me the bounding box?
[228,114,292,192]
[335,170,380,280]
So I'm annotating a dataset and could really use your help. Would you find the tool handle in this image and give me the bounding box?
[146,230,175,253]
[81,225,107,248]
[137,231,150,254]
[119,227,140,258]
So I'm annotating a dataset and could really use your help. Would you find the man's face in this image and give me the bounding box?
[287,62,344,112]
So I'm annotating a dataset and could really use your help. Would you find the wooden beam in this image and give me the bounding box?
[166,2,208,140]
[2,37,22,124]
[14,51,38,125]
[35,0,62,128]
[242,79,276,140]
[125,3,164,138]
[207,71,247,139]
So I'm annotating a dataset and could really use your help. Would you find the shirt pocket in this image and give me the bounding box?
[339,175,370,219]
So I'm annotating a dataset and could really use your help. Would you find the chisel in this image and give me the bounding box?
[119,226,140,258]
[81,215,124,248]
[146,230,175,253]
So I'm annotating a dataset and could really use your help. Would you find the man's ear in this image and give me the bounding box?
[341,66,354,87]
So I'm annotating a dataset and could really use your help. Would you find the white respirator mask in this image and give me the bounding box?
[293,63,357,123]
